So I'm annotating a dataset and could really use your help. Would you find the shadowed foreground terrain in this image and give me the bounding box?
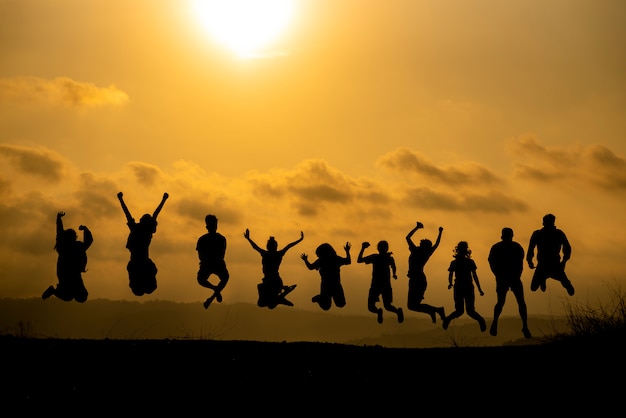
[3,335,622,414]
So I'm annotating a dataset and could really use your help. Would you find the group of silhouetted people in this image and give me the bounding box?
[42,193,575,339]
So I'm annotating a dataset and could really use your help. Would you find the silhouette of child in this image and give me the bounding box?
[244,229,303,309]
[301,242,351,310]
[43,211,93,303]
[357,241,404,324]
[117,192,168,296]
[406,222,445,323]
[442,241,486,332]
[197,214,229,309]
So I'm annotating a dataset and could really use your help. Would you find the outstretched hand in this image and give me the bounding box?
[244,229,250,239]
[117,192,123,199]
[344,242,351,252]
[57,211,65,218]
[163,192,169,200]
[78,225,86,231]
[439,226,443,232]
[301,253,308,261]
[361,242,370,249]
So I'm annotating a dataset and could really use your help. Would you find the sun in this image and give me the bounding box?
[192,0,296,58]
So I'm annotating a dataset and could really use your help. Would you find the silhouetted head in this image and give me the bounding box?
[139,214,157,232]
[205,214,218,232]
[420,239,433,249]
[267,236,278,251]
[501,227,514,241]
[316,243,337,259]
[63,229,77,242]
[543,213,556,228]
[377,240,389,254]
[454,241,471,258]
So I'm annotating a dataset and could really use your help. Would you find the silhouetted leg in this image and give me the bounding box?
[490,291,506,336]
[443,287,466,329]
[368,289,383,323]
[42,285,55,300]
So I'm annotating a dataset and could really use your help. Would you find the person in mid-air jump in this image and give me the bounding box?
[117,192,168,296]
[244,228,303,309]
[405,222,445,323]
[357,240,404,324]
[42,211,93,303]
[196,214,229,309]
[527,213,575,296]
[442,241,486,332]
[488,227,531,339]
[301,242,351,311]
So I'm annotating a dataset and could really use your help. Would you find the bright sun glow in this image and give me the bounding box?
[192,0,295,58]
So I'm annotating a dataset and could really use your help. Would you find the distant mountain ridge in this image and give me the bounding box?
[0,298,568,348]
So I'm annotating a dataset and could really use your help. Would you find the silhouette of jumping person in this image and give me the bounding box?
[357,241,404,324]
[197,214,229,309]
[527,213,575,296]
[117,192,168,296]
[244,229,303,309]
[42,211,93,303]
[442,241,486,332]
[301,242,351,311]
[488,227,531,339]
[406,222,445,323]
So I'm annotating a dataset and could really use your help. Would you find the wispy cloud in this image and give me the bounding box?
[377,147,502,186]
[510,135,626,192]
[0,76,129,108]
[0,144,66,181]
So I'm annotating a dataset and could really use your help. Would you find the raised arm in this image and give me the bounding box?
[79,225,93,250]
[357,242,370,263]
[56,211,65,236]
[343,242,352,264]
[152,192,169,220]
[432,227,443,251]
[300,253,315,270]
[282,231,304,253]
[244,229,263,253]
[406,222,423,246]
[117,192,133,223]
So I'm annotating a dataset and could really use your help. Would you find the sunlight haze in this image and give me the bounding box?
[1,0,625,326]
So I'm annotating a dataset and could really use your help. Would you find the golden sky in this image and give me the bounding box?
[1,0,625,318]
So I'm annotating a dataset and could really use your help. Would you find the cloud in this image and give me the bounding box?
[401,187,528,213]
[0,144,66,181]
[0,76,129,108]
[509,135,626,192]
[127,162,163,187]
[248,159,393,216]
[377,147,502,186]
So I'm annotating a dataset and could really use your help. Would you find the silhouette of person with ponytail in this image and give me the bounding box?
[117,192,168,296]
[244,229,303,309]
[42,211,93,303]
[406,222,445,323]
[301,242,351,310]
[442,241,486,332]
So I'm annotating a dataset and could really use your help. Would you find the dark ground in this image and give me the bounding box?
[2,336,622,415]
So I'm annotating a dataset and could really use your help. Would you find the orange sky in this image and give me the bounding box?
[1,0,625,319]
